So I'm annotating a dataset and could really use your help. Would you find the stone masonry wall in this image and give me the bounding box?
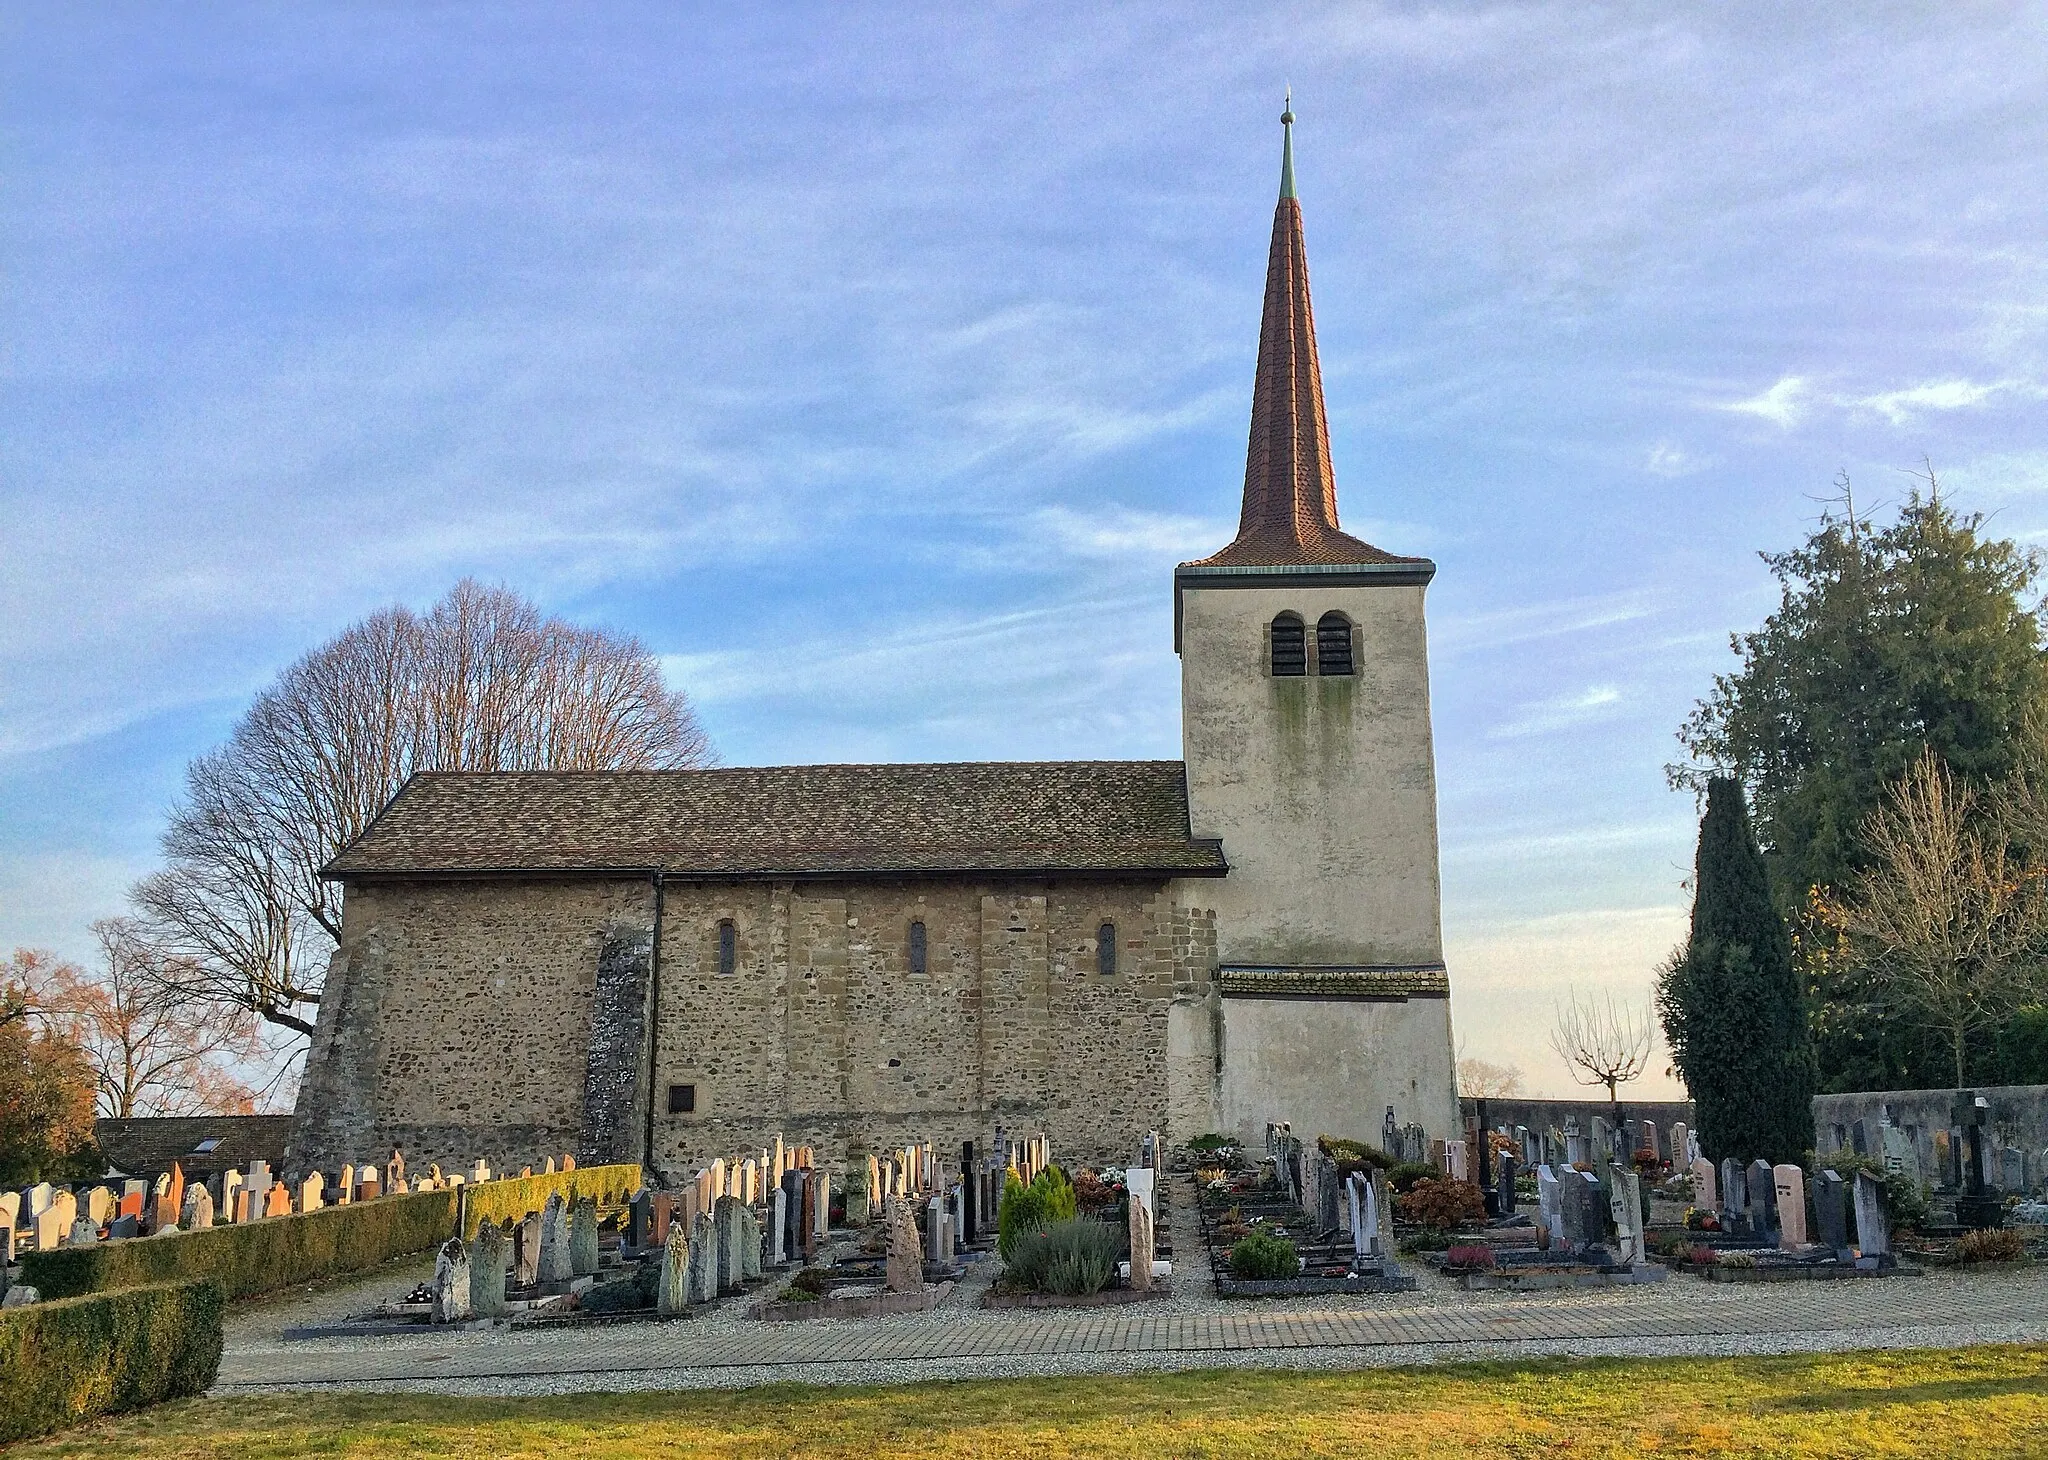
[291,873,1218,1180]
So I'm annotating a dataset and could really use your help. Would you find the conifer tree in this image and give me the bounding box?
[1659,777,1816,1164]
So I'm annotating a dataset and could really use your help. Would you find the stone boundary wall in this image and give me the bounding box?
[1461,1097,1695,1137]
[1813,1084,2048,1194]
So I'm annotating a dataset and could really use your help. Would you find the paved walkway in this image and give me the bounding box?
[218,1265,2048,1391]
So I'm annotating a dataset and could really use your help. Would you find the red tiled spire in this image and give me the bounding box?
[1187,100,1420,570]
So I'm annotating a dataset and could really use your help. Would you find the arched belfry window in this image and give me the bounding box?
[1269,613,1306,676]
[717,919,736,976]
[1317,612,1354,676]
[908,920,928,976]
[1097,922,1118,977]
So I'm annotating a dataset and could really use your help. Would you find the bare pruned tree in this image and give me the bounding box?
[1548,988,1655,1119]
[131,580,714,1045]
[1833,749,2047,1085]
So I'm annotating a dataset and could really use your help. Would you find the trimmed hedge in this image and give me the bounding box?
[0,1279,224,1443]
[21,1164,640,1301]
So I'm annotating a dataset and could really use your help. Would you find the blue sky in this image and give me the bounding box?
[6,4,2048,1099]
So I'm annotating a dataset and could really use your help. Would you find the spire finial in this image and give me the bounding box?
[1278,90,1297,200]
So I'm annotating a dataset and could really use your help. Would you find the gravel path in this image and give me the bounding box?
[209,1178,2048,1396]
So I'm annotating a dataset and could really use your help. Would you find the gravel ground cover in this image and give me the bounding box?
[205,1176,2048,1398]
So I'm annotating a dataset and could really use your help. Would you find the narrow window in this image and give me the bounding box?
[1269,613,1306,676]
[1317,612,1354,676]
[717,919,736,976]
[908,920,928,976]
[1097,921,1118,977]
[667,1084,697,1114]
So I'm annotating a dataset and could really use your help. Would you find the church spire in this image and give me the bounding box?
[1187,98,1414,570]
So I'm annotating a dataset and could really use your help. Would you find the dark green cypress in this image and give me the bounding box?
[1659,777,1817,1164]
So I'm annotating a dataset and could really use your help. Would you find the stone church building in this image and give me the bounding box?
[289,111,1458,1180]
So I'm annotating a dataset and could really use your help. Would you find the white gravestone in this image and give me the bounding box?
[1773,1164,1808,1250]
[1691,1156,1717,1211]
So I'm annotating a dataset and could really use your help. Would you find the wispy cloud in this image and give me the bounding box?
[1432,594,1659,658]
[1720,375,1810,428]
[1488,685,1624,740]
[1645,441,1706,477]
[1850,378,2020,425]
[1714,374,2033,431]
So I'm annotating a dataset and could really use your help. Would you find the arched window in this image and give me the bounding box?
[717,919,736,976]
[1317,612,1354,676]
[1097,921,1118,977]
[1269,613,1306,676]
[908,920,928,976]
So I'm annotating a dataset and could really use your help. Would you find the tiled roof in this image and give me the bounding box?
[324,762,1228,879]
[94,1115,293,1180]
[1185,117,1428,573]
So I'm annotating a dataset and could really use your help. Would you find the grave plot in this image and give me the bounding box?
[982,1139,1177,1309]
[1198,1126,1413,1296]
[1652,1159,1918,1281]
[1426,1156,1669,1290]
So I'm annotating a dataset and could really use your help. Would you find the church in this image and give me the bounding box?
[287,109,1459,1181]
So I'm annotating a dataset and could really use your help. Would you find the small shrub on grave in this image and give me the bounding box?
[0,1279,223,1443]
[1072,1168,1125,1217]
[1952,1228,2026,1264]
[1719,1252,1756,1270]
[1186,1133,1239,1154]
[1398,1229,1452,1256]
[1649,1233,1692,1260]
[1316,1136,1396,1176]
[778,1266,832,1303]
[1810,1152,1929,1236]
[1396,1178,1486,1230]
[1688,1245,1718,1267]
[579,1263,656,1314]
[1386,1162,1439,1195]
[1684,1207,1722,1232]
[1444,1244,1496,1271]
[1227,1230,1300,1280]
[998,1166,1082,1261]
[1005,1219,1125,1295]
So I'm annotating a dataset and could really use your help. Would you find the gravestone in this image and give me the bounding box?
[569,1197,599,1277]
[627,1190,652,1252]
[472,1160,491,1184]
[739,1205,763,1281]
[0,1192,16,1228]
[1639,1121,1659,1163]
[0,1221,12,1267]
[1813,1171,1849,1256]
[884,1199,923,1292]
[652,1193,675,1248]
[1670,1122,1690,1166]
[35,1208,63,1252]
[1496,1153,1518,1216]
[264,1184,291,1218]
[658,1217,691,1315]
[470,1220,508,1319]
[1720,1158,1746,1230]
[1557,1169,1587,1249]
[1607,1163,1643,1265]
[515,1211,542,1287]
[1773,1164,1808,1249]
[1565,1128,1587,1166]
[1382,1107,1399,1157]
[1128,1188,1155,1291]
[1852,1170,1890,1263]
[926,1195,944,1261]
[182,1183,213,1231]
[536,1195,573,1290]
[1445,1139,1468,1183]
[2001,1147,2025,1193]
[1575,1170,1607,1249]
[107,1214,139,1241]
[1747,1160,1779,1239]
[1592,1117,1614,1164]
[1520,1126,1538,1168]
[1691,1156,1717,1210]
[779,1170,804,1262]
[769,1188,787,1266]
[1880,1124,1920,1185]
[687,1210,718,1303]
[813,1170,831,1242]
[432,1237,471,1322]
[1537,1164,1562,1245]
[27,1183,52,1217]
[86,1187,114,1225]
[299,1173,325,1214]
[714,1195,743,1293]
[1851,1119,1869,1156]
[68,1216,99,1247]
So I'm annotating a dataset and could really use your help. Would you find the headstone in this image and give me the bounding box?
[264,1184,291,1218]
[1591,1117,1613,1164]
[688,1210,718,1302]
[1852,1170,1890,1262]
[66,1216,99,1247]
[1495,1153,1518,1216]
[1670,1122,1690,1166]
[432,1237,471,1322]
[813,1170,831,1240]
[1851,1119,1869,1156]
[107,1214,139,1241]
[926,1195,944,1261]
[536,1195,572,1290]
[884,1199,922,1292]
[1607,1163,1643,1265]
[1640,1121,1660,1162]
[1519,1126,1538,1168]
[627,1190,652,1252]
[0,1192,16,1228]
[1127,1166,1157,1222]
[472,1160,491,1184]
[1773,1164,1808,1249]
[1128,1184,1156,1290]
[658,1216,691,1315]
[1880,1124,1919,1186]
[779,1171,803,1262]
[1747,1160,1778,1238]
[515,1211,542,1287]
[181,1183,214,1231]
[299,1173,325,1213]
[1557,1168,1588,1249]
[1565,1128,1587,1166]
[1445,1139,1468,1183]
[221,1170,243,1220]
[1429,1138,1447,1174]
[34,1207,63,1251]
[714,1195,743,1293]
[1720,1158,1746,1229]
[1691,1156,1717,1211]
[0,1222,12,1267]
[86,1186,115,1225]
[739,1204,763,1281]
[27,1183,52,1217]
[2001,1147,2025,1193]
[470,1220,508,1319]
[1813,1171,1849,1255]
[569,1197,599,1277]
[356,1169,380,1202]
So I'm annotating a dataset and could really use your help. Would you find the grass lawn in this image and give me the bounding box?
[27,1345,2048,1458]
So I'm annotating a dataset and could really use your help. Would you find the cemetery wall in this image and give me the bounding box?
[1814,1084,2048,1192]
[1463,1097,1696,1137]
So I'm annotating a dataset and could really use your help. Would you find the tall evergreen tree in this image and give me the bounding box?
[1659,778,1816,1164]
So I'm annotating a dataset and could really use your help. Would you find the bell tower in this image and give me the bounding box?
[1176,100,1458,1146]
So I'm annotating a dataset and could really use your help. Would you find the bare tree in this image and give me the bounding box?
[1548,988,1655,1120]
[1456,1054,1526,1099]
[27,921,265,1118]
[1833,750,2046,1085]
[131,580,714,1045]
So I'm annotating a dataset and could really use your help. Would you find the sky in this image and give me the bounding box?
[6,4,2048,1103]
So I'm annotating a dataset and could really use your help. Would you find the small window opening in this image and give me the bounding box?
[908,920,928,975]
[667,1084,697,1114]
[190,1138,223,1155]
[1317,612,1354,676]
[1097,921,1118,977]
[1269,613,1306,676]
[717,920,736,976]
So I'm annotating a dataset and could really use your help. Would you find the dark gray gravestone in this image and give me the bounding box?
[779,1170,805,1262]
[1559,1170,1588,1248]
[1720,1159,1746,1229]
[1852,1171,1890,1263]
[106,1214,139,1241]
[627,1190,652,1252]
[1383,1107,1400,1158]
[2001,1148,2025,1193]
[1813,1170,1849,1256]
[961,1141,977,1242]
[1851,1119,1869,1156]
[1747,1160,1778,1238]
[1496,1154,1518,1217]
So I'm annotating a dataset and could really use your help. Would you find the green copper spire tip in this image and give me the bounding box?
[1279,89,1296,200]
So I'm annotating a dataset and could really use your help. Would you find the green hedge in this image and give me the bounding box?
[0,1280,223,1443]
[21,1164,640,1301]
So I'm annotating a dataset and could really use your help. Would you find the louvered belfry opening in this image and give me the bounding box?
[1270,613,1307,676]
[1317,612,1354,676]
